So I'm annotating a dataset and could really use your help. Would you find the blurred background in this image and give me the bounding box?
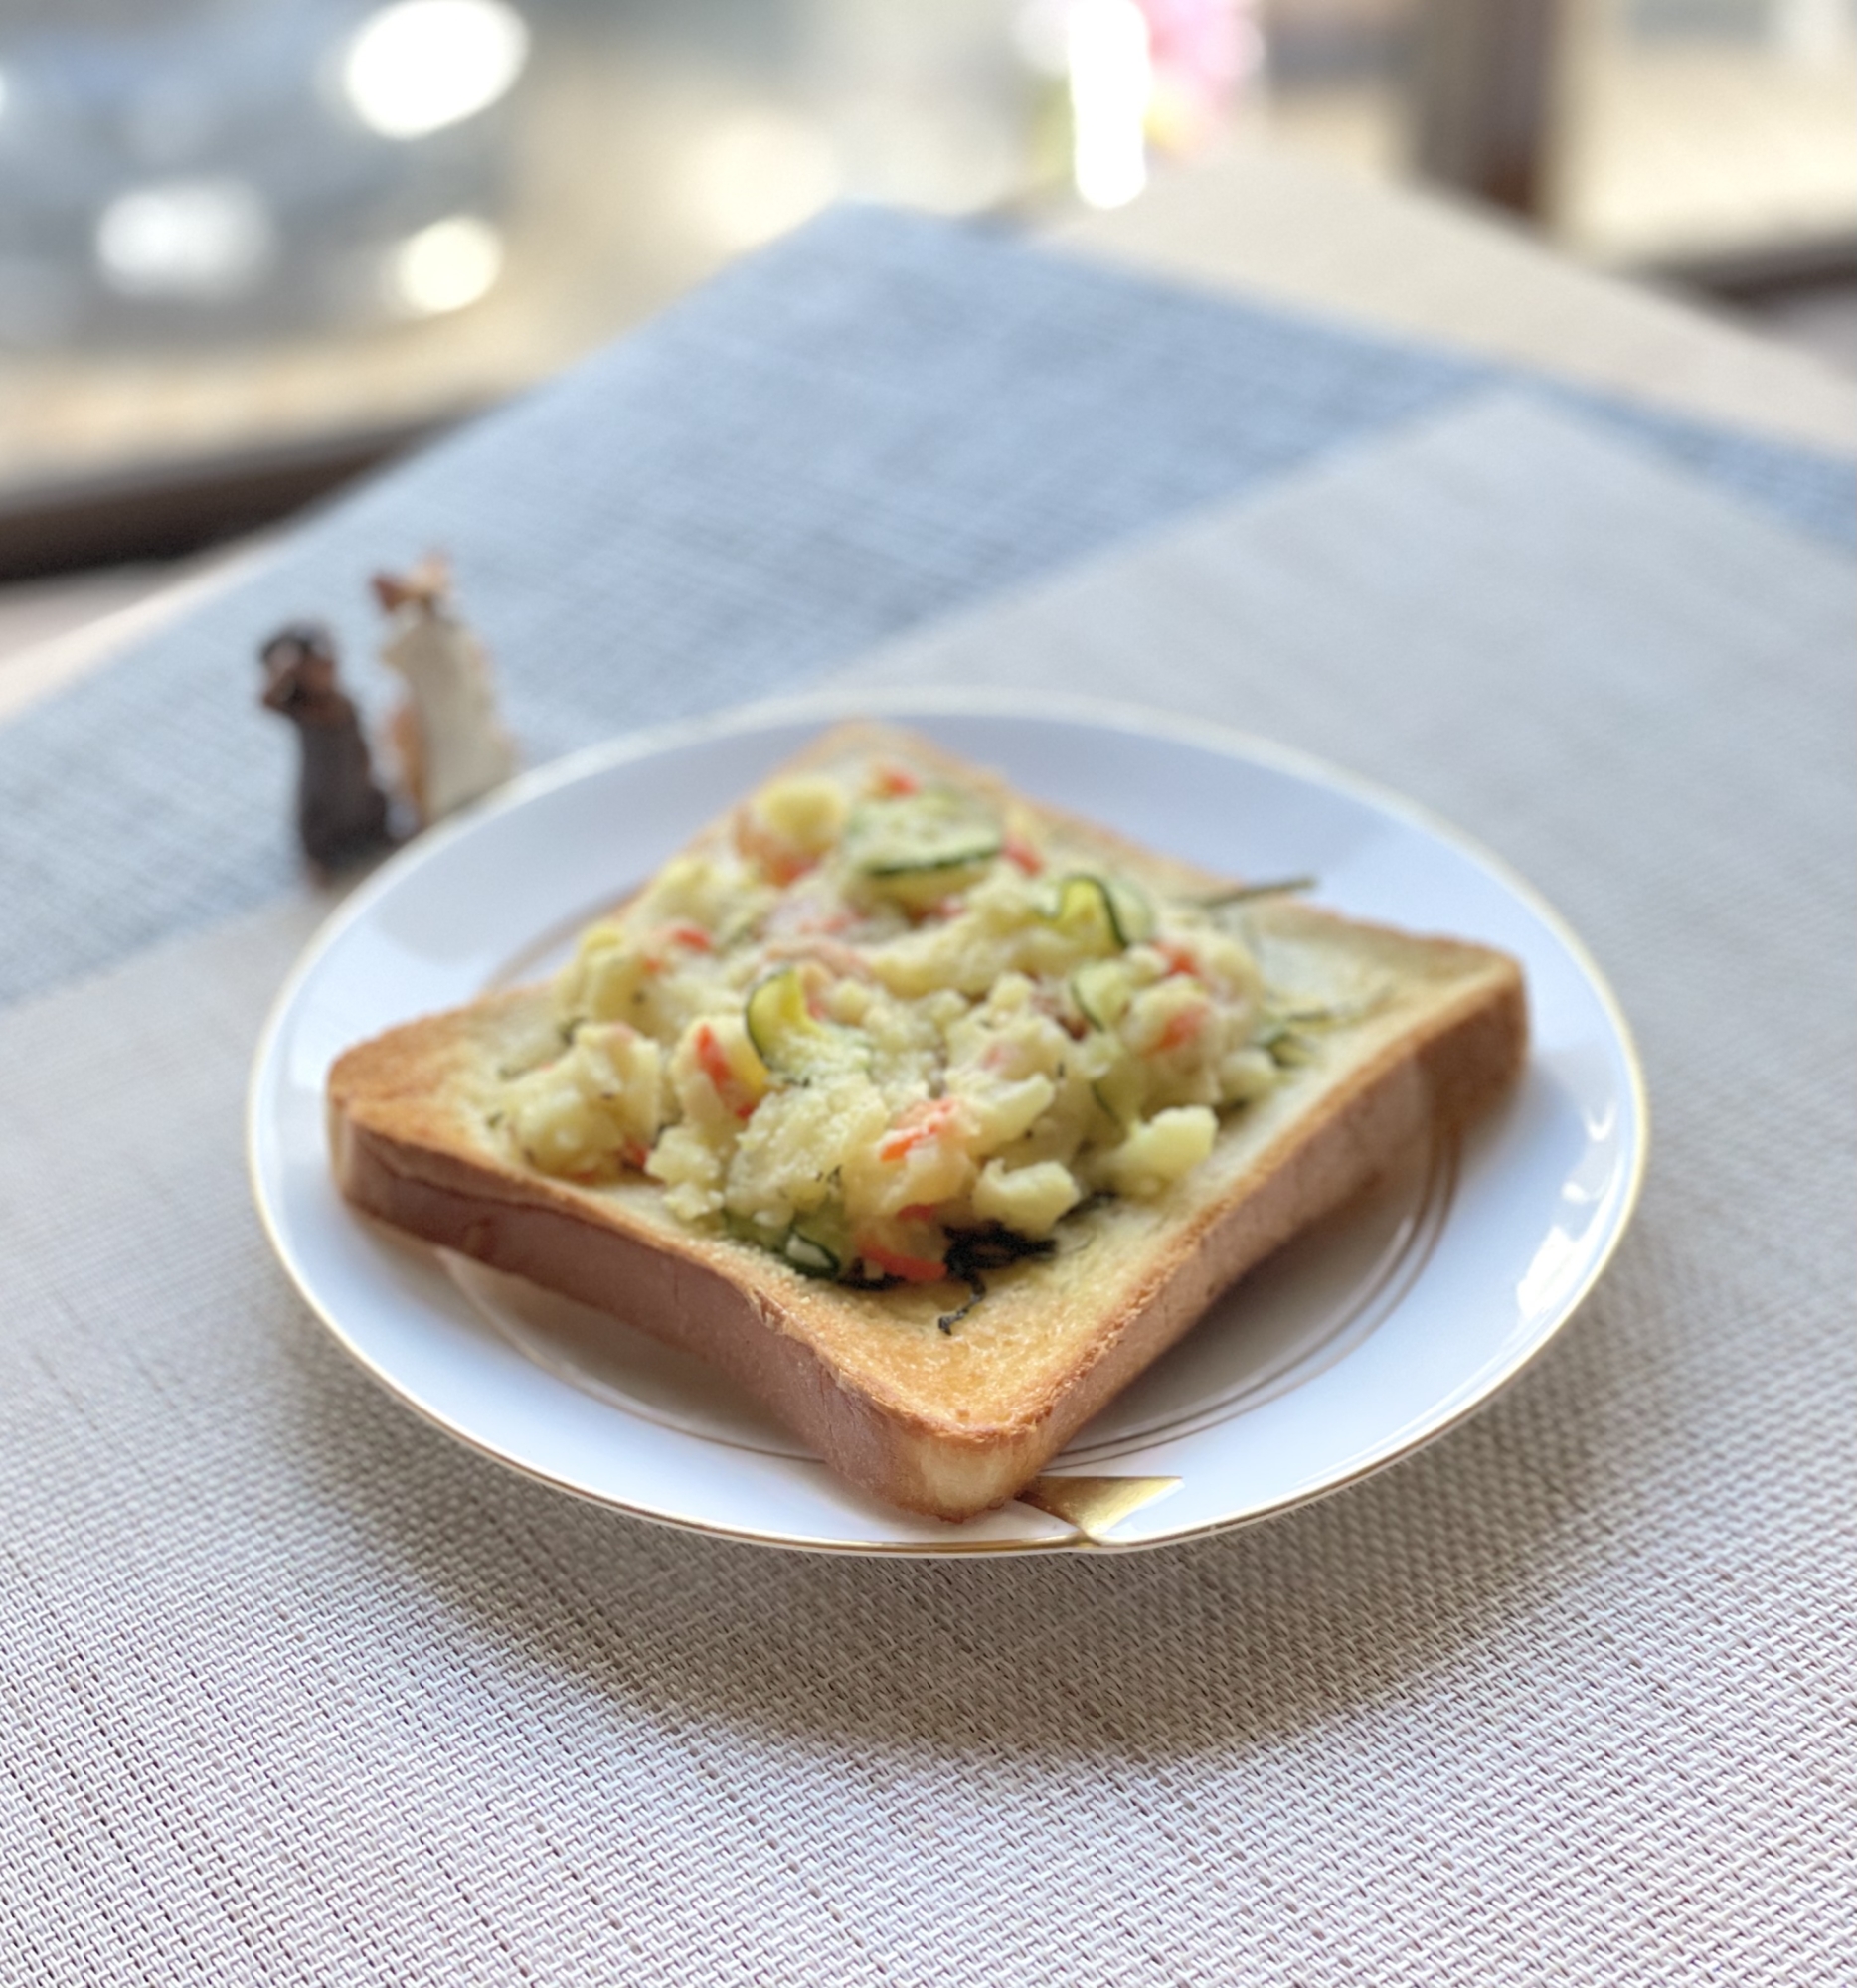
[0,0,1851,587]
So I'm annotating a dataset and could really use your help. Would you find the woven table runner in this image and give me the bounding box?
[1,394,1850,1986]
[0,206,1850,1012]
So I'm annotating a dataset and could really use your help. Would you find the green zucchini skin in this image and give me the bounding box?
[846,791,1003,880]
[782,1226,842,1278]
[1072,957,1132,1030]
[1046,873,1155,950]
[744,967,869,1084]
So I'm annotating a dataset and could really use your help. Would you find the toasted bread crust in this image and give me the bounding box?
[327,724,1527,1521]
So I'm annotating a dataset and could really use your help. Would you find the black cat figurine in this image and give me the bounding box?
[258,621,394,876]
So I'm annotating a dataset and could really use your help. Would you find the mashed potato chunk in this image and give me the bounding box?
[494,750,1301,1296]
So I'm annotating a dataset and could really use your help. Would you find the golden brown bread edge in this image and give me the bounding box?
[329,980,1526,1524]
[327,722,1528,1521]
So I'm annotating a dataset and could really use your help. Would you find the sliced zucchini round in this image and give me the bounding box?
[1104,876,1155,946]
[1091,1055,1145,1129]
[1046,873,1153,951]
[845,789,1003,879]
[725,1208,787,1248]
[1048,875,1115,951]
[724,1200,848,1280]
[744,967,869,1084]
[1073,958,1133,1030]
[782,1228,842,1278]
[1255,1017,1315,1068]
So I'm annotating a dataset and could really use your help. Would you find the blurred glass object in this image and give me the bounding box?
[0,0,527,349]
[342,0,529,138]
[94,176,277,300]
[0,0,1849,559]
[0,0,1275,359]
[386,212,504,314]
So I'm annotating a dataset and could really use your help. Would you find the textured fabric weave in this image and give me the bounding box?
[1,398,1850,1985]
[0,206,1850,1011]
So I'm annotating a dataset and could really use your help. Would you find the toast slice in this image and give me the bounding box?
[330,723,1525,1520]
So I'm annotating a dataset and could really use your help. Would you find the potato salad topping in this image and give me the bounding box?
[496,760,1298,1300]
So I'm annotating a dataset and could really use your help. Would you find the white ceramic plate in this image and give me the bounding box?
[249,692,1645,1555]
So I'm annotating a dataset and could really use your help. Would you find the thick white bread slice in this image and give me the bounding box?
[329,726,1526,1521]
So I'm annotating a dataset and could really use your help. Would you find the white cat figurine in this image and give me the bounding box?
[373,555,517,826]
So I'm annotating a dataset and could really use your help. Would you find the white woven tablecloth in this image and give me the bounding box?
[2,397,1850,1985]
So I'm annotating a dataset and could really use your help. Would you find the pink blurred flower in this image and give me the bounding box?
[1137,0,1262,151]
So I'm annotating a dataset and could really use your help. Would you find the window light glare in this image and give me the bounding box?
[94,177,274,298]
[1069,0,1151,210]
[344,0,529,141]
[386,214,504,314]
[682,113,839,250]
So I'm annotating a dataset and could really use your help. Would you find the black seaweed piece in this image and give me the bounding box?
[936,1271,984,1335]
[949,1230,1056,1273]
[935,1227,1056,1334]
[840,1267,896,1292]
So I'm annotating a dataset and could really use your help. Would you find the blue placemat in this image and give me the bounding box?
[1,203,1850,1011]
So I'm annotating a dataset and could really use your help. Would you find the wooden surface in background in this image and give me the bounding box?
[1054,144,1857,453]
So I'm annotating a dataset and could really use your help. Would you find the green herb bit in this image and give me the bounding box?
[1197,875,1317,908]
[1265,982,1391,1031]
